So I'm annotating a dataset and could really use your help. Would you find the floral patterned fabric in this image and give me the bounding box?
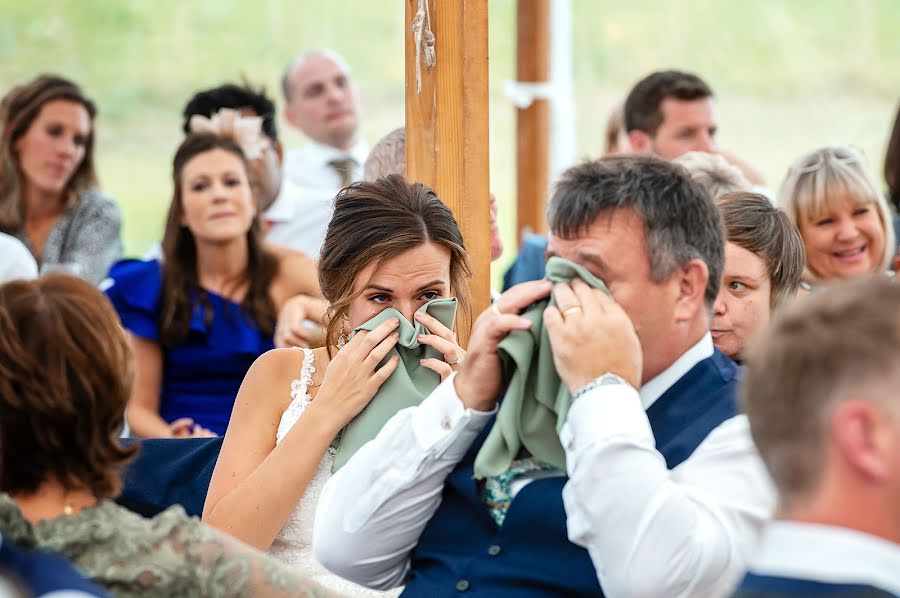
[0,494,332,598]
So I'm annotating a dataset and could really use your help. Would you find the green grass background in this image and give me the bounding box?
[2,0,898,288]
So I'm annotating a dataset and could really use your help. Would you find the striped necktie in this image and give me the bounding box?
[328,157,357,188]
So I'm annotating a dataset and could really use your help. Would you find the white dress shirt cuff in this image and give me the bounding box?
[411,372,496,460]
[560,382,654,474]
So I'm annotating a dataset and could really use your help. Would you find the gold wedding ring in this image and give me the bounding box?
[563,306,583,317]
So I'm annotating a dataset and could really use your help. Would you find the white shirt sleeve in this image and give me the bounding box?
[312,373,495,590]
[560,384,775,598]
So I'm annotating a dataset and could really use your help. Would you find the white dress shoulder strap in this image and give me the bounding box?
[276,348,316,444]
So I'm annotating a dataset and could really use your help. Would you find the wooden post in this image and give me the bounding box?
[515,0,551,243]
[405,0,491,343]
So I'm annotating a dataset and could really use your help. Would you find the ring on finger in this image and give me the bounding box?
[490,304,502,317]
[448,354,464,365]
[563,306,583,317]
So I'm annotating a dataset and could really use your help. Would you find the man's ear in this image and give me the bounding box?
[832,400,893,483]
[283,104,300,130]
[628,129,651,153]
[673,259,709,324]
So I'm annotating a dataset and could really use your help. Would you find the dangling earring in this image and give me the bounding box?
[337,316,349,349]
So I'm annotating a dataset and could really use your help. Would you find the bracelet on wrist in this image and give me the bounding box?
[572,372,630,402]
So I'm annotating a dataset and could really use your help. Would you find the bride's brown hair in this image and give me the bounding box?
[318,174,472,354]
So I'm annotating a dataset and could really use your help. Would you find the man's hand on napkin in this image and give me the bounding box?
[545,278,642,391]
[454,280,553,412]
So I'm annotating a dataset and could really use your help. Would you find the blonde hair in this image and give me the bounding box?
[778,145,895,282]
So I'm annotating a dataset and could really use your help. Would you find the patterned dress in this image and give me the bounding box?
[12,188,122,285]
[0,494,331,598]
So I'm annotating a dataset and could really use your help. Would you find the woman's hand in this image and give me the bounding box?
[308,317,401,432]
[275,294,329,348]
[414,311,466,381]
[169,417,217,438]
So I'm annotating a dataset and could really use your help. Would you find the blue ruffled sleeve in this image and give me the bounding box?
[104,259,163,341]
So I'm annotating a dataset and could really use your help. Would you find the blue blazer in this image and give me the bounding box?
[732,572,897,597]
[402,350,740,597]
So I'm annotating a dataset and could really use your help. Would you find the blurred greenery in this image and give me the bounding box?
[1,0,898,288]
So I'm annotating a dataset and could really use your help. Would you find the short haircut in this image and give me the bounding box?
[778,145,895,281]
[281,48,352,102]
[674,151,751,201]
[0,274,137,498]
[363,126,406,181]
[624,70,713,136]
[717,192,805,308]
[547,155,725,307]
[182,82,278,141]
[742,276,900,509]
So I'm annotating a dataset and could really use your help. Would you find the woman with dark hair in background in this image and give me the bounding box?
[105,132,323,438]
[0,74,121,284]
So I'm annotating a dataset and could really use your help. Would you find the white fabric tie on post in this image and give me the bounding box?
[412,0,436,94]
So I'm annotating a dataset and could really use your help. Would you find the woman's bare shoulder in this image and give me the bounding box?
[241,348,311,409]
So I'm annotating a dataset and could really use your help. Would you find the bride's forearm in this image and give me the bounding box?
[202,409,339,551]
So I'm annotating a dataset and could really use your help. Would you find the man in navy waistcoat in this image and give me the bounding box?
[732,278,900,598]
[314,156,774,597]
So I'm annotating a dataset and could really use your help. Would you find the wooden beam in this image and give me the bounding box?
[405,0,491,344]
[515,0,551,243]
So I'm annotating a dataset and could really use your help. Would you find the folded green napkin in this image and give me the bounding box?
[473,257,610,479]
[332,297,458,472]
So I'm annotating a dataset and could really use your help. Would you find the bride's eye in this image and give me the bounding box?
[419,290,441,301]
[369,294,391,304]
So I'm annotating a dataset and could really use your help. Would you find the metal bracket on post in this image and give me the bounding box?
[503,80,554,109]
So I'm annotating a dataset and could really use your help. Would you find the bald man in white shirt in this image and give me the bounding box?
[281,49,368,194]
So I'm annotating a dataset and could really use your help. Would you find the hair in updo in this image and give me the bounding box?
[318,174,472,354]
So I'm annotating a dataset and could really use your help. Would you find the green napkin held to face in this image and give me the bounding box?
[473,257,610,479]
[332,297,458,472]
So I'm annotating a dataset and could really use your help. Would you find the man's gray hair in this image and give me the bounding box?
[547,155,725,307]
[363,127,406,181]
[674,151,751,201]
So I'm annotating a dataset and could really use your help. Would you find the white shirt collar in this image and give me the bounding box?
[751,521,900,595]
[263,177,304,223]
[303,137,369,168]
[639,333,714,410]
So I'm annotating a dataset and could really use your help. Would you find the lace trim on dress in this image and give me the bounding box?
[276,348,317,445]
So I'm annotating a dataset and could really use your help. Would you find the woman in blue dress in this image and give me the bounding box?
[106,132,323,437]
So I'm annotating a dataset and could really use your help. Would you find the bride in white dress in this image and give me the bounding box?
[200,176,471,596]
